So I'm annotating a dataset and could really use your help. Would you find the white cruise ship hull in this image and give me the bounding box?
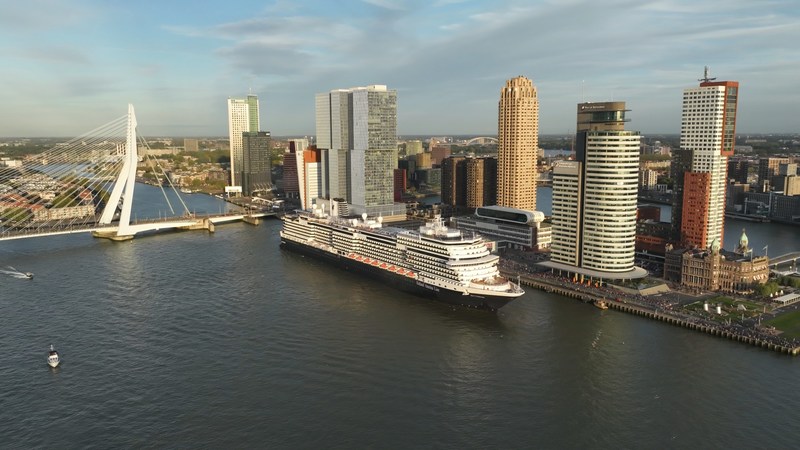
[280,238,518,311]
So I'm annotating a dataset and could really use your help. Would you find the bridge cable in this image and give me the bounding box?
[137,136,191,217]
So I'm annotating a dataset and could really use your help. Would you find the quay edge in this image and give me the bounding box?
[505,270,800,356]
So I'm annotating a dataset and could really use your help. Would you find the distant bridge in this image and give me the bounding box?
[769,252,800,276]
[464,136,498,145]
[0,105,263,242]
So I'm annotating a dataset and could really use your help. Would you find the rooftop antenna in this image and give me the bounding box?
[699,66,716,83]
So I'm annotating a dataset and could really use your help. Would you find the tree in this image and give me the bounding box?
[755,280,780,297]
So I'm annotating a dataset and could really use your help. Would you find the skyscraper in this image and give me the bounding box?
[676,68,739,248]
[466,157,497,209]
[497,76,538,212]
[227,94,260,188]
[315,85,402,217]
[549,102,644,277]
[240,131,271,195]
[297,146,322,211]
[441,156,467,207]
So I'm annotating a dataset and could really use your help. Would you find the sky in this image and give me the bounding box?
[0,0,798,138]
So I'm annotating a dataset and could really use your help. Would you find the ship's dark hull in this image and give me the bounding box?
[280,239,517,311]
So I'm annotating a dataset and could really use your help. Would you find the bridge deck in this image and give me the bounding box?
[0,212,276,241]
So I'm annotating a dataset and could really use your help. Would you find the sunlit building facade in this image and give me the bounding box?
[227,94,260,188]
[547,102,644,279]
[497,76,538,212]
[677,70,739,247]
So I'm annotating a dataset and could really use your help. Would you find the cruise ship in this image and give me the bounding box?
[279,207,524,310]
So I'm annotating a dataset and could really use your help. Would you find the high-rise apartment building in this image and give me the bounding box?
[315,85,402,217]
[639,169,658,190]
[727,157,749,184]
[282,142,301,200]
[466,157,497,209]
[241,131,271,195]
[549,102,644,277]
[441,156,467,207]
[297,146,322,211]
[393,168,407,202]
[315,90,351,200]
[430,146,451,166]
[673,68,739,248]
[758,157,791,191]
[676,69,739,248]
[497,76,538,212]
[670,148,693,242]
[227,94,260,188]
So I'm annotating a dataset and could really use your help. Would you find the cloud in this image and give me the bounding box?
[0,0,97,31]
[5,0,798,136]
[15,46,92,65]
[361,0,405,10]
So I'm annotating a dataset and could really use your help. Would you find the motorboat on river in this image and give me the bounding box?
[47,344,60,368]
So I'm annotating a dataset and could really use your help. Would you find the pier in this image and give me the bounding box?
[506,270,800,356]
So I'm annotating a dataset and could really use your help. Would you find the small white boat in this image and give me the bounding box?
[47,344,60,368]
[25,272,33,279]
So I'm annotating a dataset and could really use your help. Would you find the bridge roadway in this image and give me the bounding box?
[0,211,275,242]
[770,252,800,266]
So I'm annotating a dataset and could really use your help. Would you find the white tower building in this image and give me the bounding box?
[227,94,260,188]
[677,68,739,248]
[548,102,645,279]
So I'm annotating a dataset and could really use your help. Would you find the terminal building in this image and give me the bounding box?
[663,230,769,293]
[451,205,551,251]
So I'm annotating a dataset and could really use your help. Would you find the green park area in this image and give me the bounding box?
[764,310,800,339]
[683,296,766,323]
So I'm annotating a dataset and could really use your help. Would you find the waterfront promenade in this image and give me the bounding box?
[499,257,800,356]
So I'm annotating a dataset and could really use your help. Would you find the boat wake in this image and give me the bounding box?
[591,330,603,349]
[1,266,33,279]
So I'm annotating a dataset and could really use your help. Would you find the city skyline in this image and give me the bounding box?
[1,0,798,137]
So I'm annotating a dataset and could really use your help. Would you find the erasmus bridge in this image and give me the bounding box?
[0,105,262,242]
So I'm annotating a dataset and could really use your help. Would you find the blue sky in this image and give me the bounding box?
[1,0,798,137]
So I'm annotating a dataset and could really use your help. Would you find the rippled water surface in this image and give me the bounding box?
[2,187,800,448]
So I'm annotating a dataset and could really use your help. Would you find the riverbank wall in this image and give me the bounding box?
[506,271,800,356]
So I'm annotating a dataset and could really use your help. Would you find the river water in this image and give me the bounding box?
[2,184,799,447]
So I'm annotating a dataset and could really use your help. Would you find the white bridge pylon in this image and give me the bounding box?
[93,104,213,240]
[97,104,138,236]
